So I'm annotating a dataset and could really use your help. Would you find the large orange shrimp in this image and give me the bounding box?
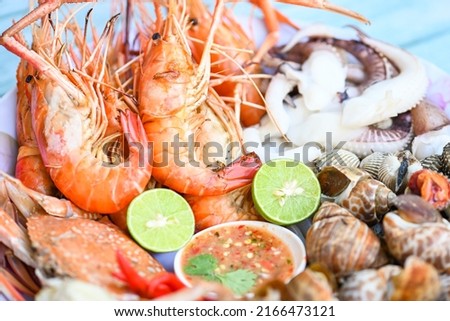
[1,8,151,213]
[15,56,57,196]
[138,0,261,196]
[186,0,267,127]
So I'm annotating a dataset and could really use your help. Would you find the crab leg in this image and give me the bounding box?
[0,209,35,268]
[0,269,25,301]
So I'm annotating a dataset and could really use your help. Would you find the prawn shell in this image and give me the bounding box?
[27,215,165,295]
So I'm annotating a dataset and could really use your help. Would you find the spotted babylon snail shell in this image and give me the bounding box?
[338,265,402,301]
[285,267,337,301]
[306,202,385,275]
[383,195,450,273]
[317,166,397,224]
[388,256,441,301]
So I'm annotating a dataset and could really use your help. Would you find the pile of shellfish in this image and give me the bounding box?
[247,24,450,300]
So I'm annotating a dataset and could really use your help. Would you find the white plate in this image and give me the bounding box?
[1,24,450,274]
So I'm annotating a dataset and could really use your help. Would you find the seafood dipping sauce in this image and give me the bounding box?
[177,221,302,297]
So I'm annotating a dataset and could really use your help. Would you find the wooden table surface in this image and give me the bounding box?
[1,0,449,96]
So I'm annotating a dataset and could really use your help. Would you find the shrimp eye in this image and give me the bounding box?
[152,33,161,41]
[189,18,198,26]
[25,75,33,83]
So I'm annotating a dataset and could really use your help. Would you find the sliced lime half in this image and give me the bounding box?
[127,189,195,252]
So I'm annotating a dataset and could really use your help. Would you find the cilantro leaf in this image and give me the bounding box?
[216,269,257,295]
[184,254,217,280]
[184,254,257,295]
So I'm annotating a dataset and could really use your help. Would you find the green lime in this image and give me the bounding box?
[127,189,195,252]
[252,159,321,225]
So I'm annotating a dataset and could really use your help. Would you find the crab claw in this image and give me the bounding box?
[408,169,450,210]
[114,250,185,299]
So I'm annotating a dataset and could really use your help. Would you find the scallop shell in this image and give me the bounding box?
[383,208,450,273]
[315,149,360,172]
[338,265,401,301]
[317,166,397,224]
[389,256,441,301]
[344,112,413,158]
[306,202,384,275]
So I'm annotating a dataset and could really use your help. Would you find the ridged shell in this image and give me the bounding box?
[338,265,401,301]
[442,142,450,176]
[389,256,441,301]
[420,154,444,173]
[359,152,388,178]
[377,150,422,193]
[344,113,413,158]
[383,211,450,273]
[317,166,397,224]
[306,202,384,275]
[315,149,360,172]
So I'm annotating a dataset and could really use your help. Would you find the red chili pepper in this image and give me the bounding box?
[114,250,185,299]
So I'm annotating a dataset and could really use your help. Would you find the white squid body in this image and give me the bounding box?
[256,24,429,158]
[341,36,428,128]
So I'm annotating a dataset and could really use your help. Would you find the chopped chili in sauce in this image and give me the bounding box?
[182,224,294,289]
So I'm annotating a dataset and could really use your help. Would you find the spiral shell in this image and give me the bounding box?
[317,166,397,224]
[306,202,384,275]
[338,265,401,301]
[315,149,360,172]
[383,198,450,273]
[286,268,337,301]
[389,256,441,301]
